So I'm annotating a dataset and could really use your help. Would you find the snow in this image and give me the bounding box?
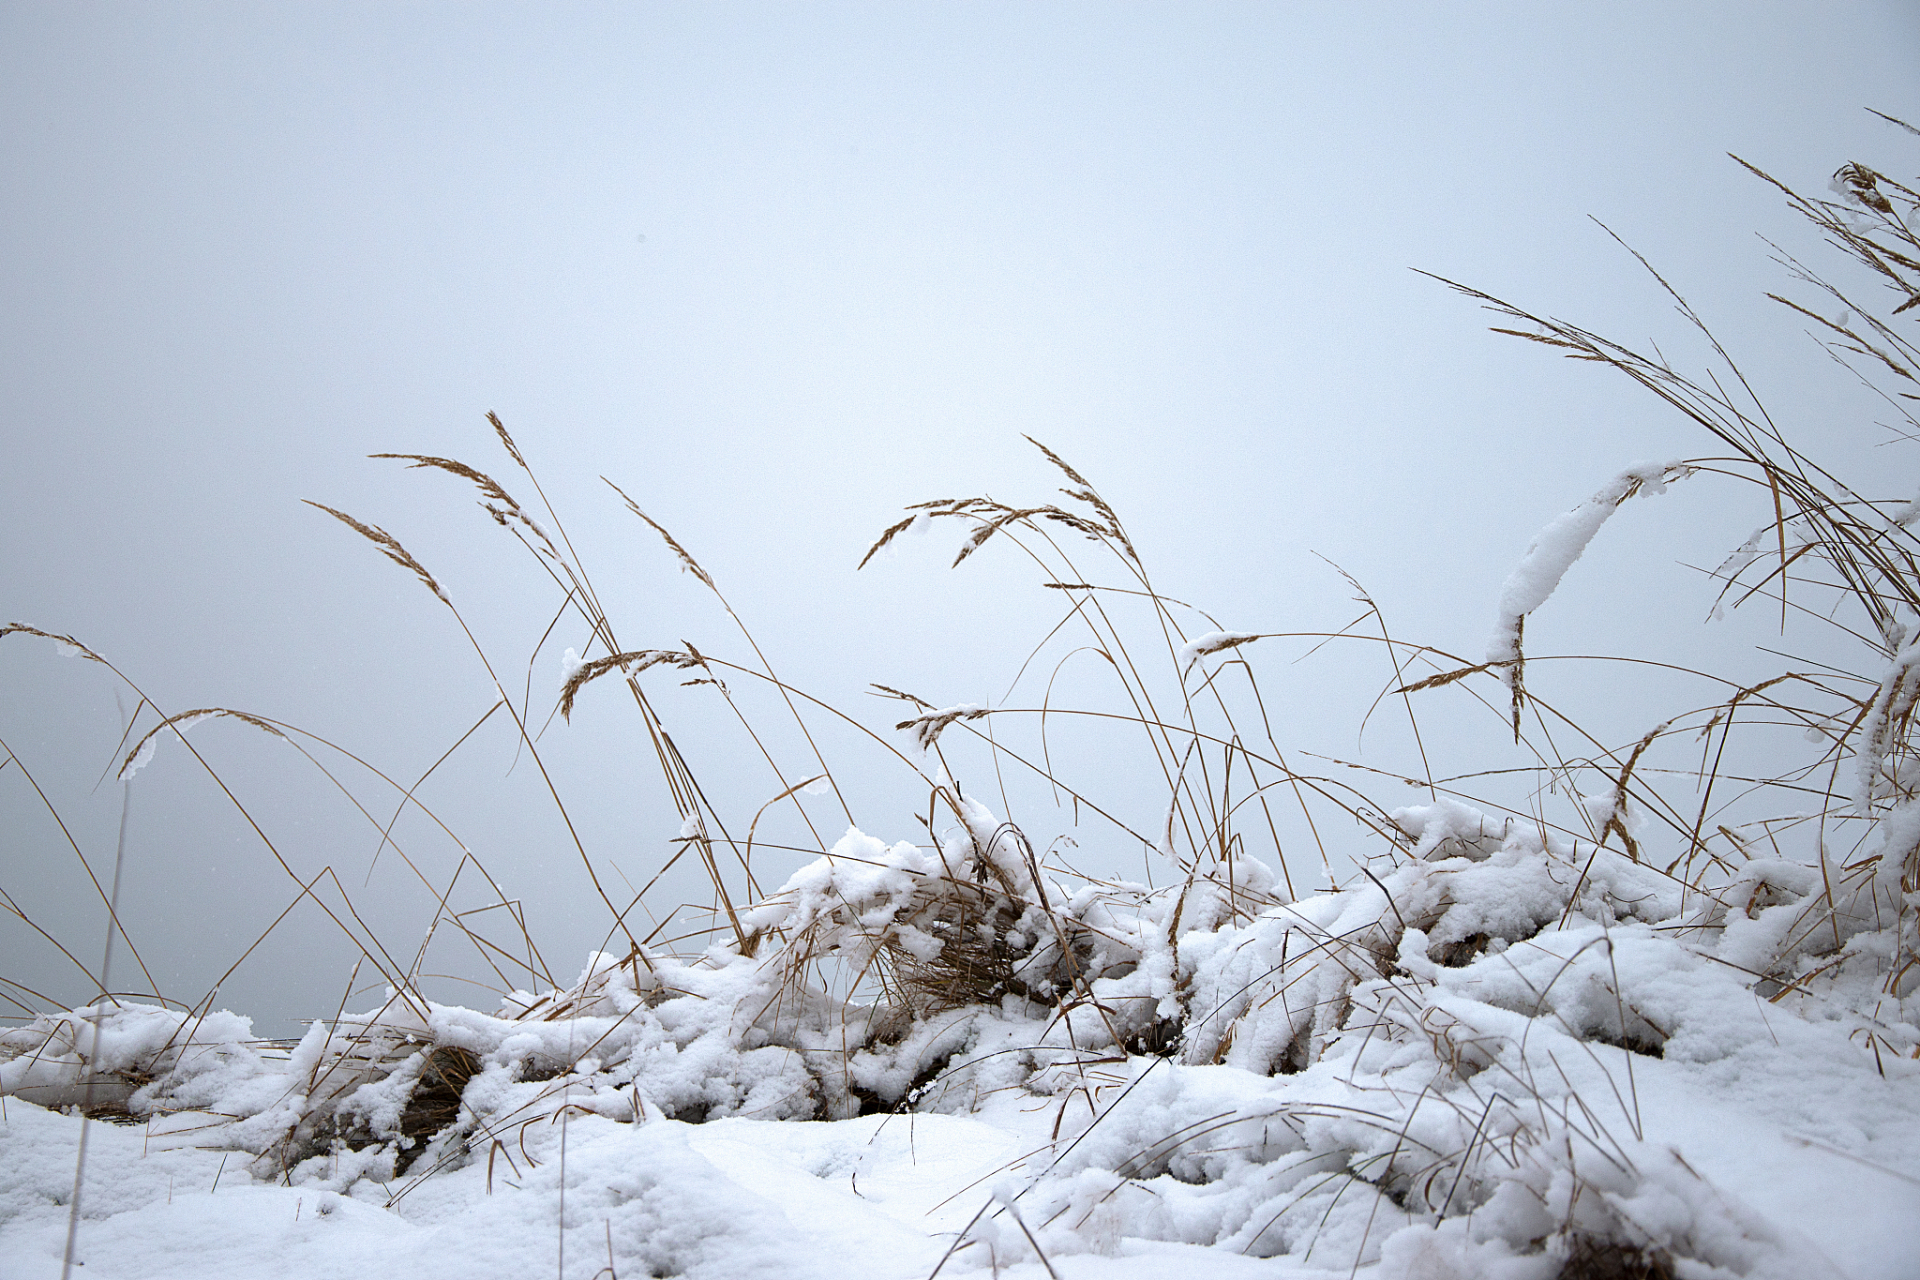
[116,712,218,781]
[1176,630,1260,673]
[1486,462,1689,672]
[8,795,1920,1279]
[1854,638,1920,809]
[897,703,989,752]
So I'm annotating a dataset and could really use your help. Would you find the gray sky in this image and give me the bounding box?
[5,3,1919,1034]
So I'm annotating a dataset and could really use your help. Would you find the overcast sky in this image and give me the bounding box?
[5,3,1919,1033]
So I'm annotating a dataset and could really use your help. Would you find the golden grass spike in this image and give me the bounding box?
[1507,616,1526,742]
[896,705,991,750]
[371,450,561,560]
[487,411,528,470]
[869,684,934,709]
[117,708,286,781]
[1023,435,1093,490]
[1025,436,1137,557]
[952,506,1048,566]
[1393,662,1496,695]
[857,516,917,570]
[1765,294,1914,381]
[1488,326,1592,351]
[951,513,1006,566]
[1035,505,1108,538]
[862,499,1019,569]
[1867,109,1920,137]
[370,454,523,510]
[303,501,449,604]
[558,649,699,721]
[602,478,714,589]
[1182,632,1261,671]
[0,624,109,665]
[1599,719,1671,863]
[1835,162,1897,215]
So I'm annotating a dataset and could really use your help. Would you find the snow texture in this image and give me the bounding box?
[1486,461,1689,671]
[7,793,1919,1279]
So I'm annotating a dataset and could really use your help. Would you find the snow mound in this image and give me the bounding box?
[9,796,1919,1277]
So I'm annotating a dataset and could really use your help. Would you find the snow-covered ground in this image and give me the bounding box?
[6,798,1918,1280]
[1,1100,1295,1280]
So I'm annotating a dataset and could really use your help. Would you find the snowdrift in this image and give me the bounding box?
[8,790,1918,1278]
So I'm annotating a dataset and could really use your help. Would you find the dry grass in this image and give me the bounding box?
[4,115,1918,1280]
